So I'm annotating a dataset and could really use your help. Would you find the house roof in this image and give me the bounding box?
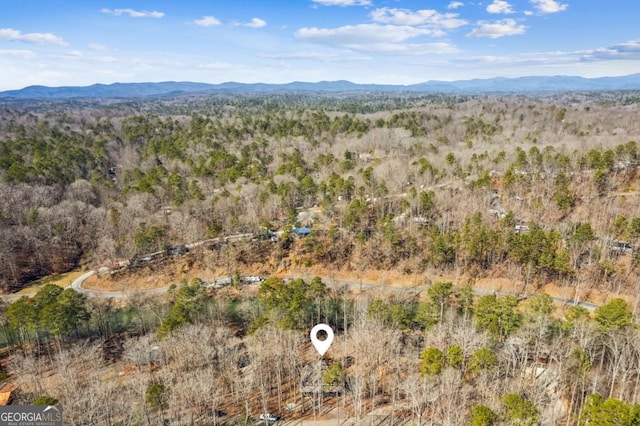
[292,227,311,235]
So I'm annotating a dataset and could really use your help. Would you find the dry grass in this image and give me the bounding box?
[16,271,86,294]
[79,256,636,310]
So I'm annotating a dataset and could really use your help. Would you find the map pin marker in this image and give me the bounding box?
[310,323,334,356]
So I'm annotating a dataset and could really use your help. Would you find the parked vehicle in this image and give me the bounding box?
[214,277,233,287]
[166,245,188,256]
[241,275,265,283]
[259,413,279,422]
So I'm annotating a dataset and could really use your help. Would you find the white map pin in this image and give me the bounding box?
[310,323,334,356]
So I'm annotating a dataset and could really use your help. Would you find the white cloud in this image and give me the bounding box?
[297,24,440,45]
[370,8,467,29]
[529,0,568,14]
[467,19,526,38]
[449,40,640,68]
[0,28,68,46]
[580,40,640,62]
[0,49,36,59]
[487,1,515,14]
[450,52,572,67]
[261,52,337,60]
[358,42,459,55]
[93,56,118,63]
[296,24,459,54]
[235,18,267,28]
[101,8,164,18]
[197,62,234,70]
[193,16,221,27]
[261,51,371,62]
[311,0,371,6]
[59,51,119,63]
[87,43,107,51]
[448,2,464,9]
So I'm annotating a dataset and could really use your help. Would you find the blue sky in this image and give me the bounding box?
[0,0,639,90]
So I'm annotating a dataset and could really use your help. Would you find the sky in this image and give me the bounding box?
[0,0,639,90]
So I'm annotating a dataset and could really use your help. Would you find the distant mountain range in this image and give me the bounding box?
[2,73,640,99]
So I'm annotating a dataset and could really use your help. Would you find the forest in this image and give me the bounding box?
[2,90,640,424]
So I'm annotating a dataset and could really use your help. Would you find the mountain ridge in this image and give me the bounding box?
[2,73,640,99]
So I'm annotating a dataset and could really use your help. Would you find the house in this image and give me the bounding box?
[612,241,634,254]
[120,362,157,376]
[297,209,319,227]
[300,361,344,397]
[292,227,311,236]
[120,345,161,375]
[212,277,233,288]
[489,208,507,219]
[255,228,278,242]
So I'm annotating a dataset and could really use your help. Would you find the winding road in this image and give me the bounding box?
[61,269,598,311]
[3,238,599,311]
[69,270,170,299]
[3,265,599,311]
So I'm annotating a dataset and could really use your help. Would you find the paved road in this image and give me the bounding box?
[2,267,599,311]
[70,270,172,299]
[1,233,599,311]
[49,268,597,312]
[3,269,171,302]
[315,277,598,311]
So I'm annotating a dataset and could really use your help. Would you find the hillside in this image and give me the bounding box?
[2,73,640,99]
[2,91,640,424]
[2,91,640,294]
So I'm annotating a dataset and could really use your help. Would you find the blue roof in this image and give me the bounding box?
[292,227,311,235]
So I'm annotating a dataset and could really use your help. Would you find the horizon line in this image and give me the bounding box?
[2,71,640,93]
